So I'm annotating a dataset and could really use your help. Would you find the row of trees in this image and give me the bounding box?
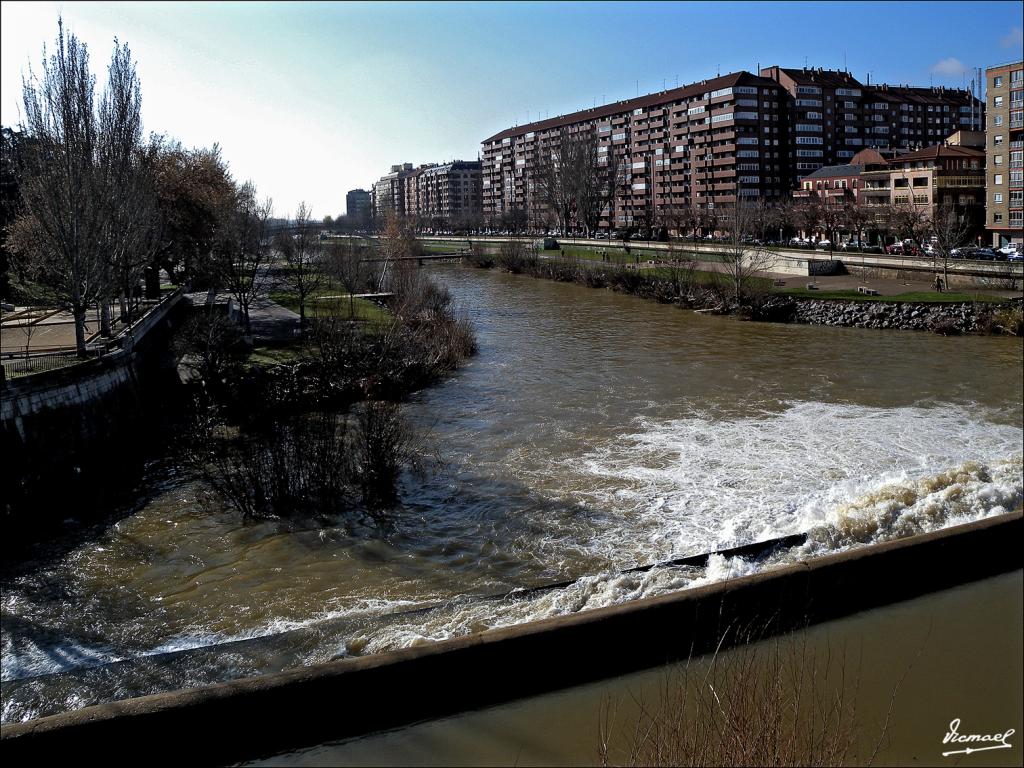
[3,20,282,355]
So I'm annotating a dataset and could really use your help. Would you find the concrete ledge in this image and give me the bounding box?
[2,511,1020,763]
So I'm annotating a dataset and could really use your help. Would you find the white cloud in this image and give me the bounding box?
[930,57,968,77]
[1001,26,1023,49]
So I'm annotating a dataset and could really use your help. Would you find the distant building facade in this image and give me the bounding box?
[345,188,372,226]
[986,60,1024,247]
[481,65,983,233]
[373,160,482,227]
[372,163,415,220]
[408,160,482,227]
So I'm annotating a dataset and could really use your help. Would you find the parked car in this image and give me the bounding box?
[997,243,1021,257]
[972,247,1000,260]
[1008,252,1024,263]
[814,240,832,250]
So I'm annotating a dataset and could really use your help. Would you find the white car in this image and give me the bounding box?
[997,243,1021,257]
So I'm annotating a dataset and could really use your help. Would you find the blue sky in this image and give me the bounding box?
[2,1,1021,218]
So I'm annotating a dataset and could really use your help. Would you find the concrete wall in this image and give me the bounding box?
[1,290,186,528]
[1,350,135,441]
[2,511,1019,764]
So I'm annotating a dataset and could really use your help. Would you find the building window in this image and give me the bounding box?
[994,193,1004,203]
[995,155,1004,165]
[994,115,1004,126]
[994,96,1004,107]
[993,75,1004,88]
[994,134,1004,146]
[994,174,1003,185]
[993,213,1003,223]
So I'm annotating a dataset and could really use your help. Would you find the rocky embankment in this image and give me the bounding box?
[756,296,1022,335]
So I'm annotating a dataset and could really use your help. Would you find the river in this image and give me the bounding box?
[2,265,1022,723]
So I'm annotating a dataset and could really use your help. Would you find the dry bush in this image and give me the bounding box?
[352,400,421,509]
[188,402,421,526]
[191,409,357,521]
[463,241,495,269]
[992,303,1023,336]
[173,309,246,386]
[928,316,961,336]
[496,238,539,273]
[599,631,893,768]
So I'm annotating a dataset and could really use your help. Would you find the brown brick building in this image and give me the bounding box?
[986,60,1024,247]
[481,66,983,233]
[483,71,787,232]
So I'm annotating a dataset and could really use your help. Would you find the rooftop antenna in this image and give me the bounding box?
[636,79,639,97]
[675,74,678,88]
[843,50,847,72]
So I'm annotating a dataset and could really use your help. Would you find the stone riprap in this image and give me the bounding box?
[787,298,1015,333]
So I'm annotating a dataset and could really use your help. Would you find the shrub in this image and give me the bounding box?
[992,304,1023,336]
[599,630,892,767]
[928,316,961,336]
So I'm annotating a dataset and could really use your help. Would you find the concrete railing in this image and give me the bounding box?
[415,235,1024,281]
[2,511,1019,763]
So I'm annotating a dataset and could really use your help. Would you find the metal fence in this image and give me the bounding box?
[1,349,93,378]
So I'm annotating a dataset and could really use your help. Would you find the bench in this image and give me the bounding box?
[857,286,880,296]
[773,279,787,287]
[804,282,817,290]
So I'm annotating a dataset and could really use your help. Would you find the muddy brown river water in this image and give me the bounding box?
[2,265,1022,725]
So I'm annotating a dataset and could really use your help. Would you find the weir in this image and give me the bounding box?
[2,512,1019,764]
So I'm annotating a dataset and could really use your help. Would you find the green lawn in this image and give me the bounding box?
[246,345,306,366]
[268,289,391,322]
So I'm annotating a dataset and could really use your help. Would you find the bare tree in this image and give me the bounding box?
[12,20,108,355]
[278,201,324,332]
[929,201,973,290]
[714,202,778,306]
[843,201,873,250]
[570,127,610,237]
[794,196,823,243]
[534,126,611,236]
[216,180,272,335]
[325,239,370,318]
[888,202,930,257]
[97,40,158,327]
[818,199,846,260]
[377,211,418,292]
[534,128,577,235]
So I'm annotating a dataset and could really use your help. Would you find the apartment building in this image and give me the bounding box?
[986,60,1024,247]
[793,163,865,203]
[481,67,983,233]
[482,71,788,232]
[373,161,483,227]
[408,160,482,227]
[371,163,415,220]
[345,188,371,226]
[857,142,985,235]
[760,66,982,179]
